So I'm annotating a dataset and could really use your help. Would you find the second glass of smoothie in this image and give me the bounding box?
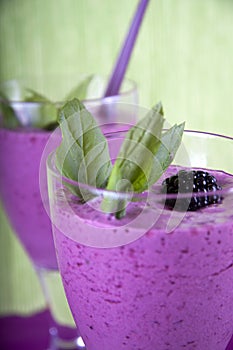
[0,77,138,349]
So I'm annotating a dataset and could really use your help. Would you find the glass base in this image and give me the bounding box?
[48,326,86,350]
[36,268,86,349]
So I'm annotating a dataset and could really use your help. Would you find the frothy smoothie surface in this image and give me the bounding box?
[53,169,233,350]
[0,128,57,269]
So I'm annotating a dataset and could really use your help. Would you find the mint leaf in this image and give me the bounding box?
[55,98,112,199]
[102,102,165,217]
[24,88,51,102]
[23,89,58,129]
[0,76,97,130]
[107,102,164,192]
[0,92,21,129]
[54,99,184,219]
[0,81,58,130]
[65,75,94,101]
[102,103,185,218]
[147,122,185,186]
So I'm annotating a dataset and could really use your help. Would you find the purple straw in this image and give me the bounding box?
[104,0,150,97]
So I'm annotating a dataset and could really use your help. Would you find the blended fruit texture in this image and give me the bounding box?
[52,169,233,350]
[0,128,57,269]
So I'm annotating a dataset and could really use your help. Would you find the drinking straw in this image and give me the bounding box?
[104,0,150,97]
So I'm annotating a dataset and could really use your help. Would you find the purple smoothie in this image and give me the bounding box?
[0,125,134,270]
[51,167,233,350]
[0,127,58,269]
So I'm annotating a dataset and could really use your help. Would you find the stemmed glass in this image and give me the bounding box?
[0,78,138,349]
[46,102,233,350]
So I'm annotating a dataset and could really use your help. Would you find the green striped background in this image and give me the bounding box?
[0,0,233,315]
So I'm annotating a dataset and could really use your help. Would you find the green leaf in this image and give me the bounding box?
[24,88,51,102]
[65,75,94,101]
[102,102,165,217]
[0,76,96,130]
[23,89,58,129]
[147,122,185,186]
[55,98,112,199]
[52,98,184,219]
[0,81,58,130]
[0,92,21,129]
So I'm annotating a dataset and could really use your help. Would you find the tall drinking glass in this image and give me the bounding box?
[47,103,233,350]
[0,78,138,350]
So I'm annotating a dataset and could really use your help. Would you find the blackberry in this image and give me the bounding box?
[162,170,223,211]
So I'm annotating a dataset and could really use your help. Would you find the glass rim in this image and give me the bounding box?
[47,129,233,201]
[0,76,137,105]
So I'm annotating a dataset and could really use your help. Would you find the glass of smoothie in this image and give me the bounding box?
[46,101,233,350]
[0,77,138,350]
